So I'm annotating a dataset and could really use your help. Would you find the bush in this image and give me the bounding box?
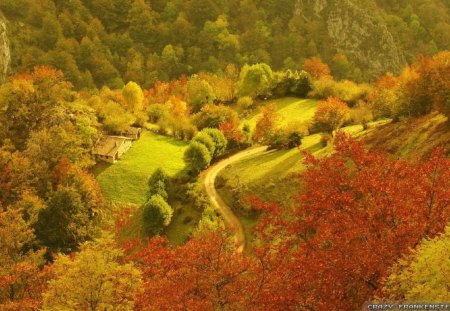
[272,70,313,98]
[142,195,173,236]
[202,128,228,157]
[237,63,274,98]
[192,132,215,157]
[309,78,372,107]
[237,96,254,110]
[268,122,307,150]
[193,104,239,130]
[148,168,169,200]
[349,102,374,126]
[312,97,350,133]
[184,141,212,173]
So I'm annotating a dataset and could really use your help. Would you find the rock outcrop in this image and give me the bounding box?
[295,0,406,78]
[0,13,10,83]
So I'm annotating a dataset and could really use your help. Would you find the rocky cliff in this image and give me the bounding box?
[0,13,10,83]
[295,0,406,78]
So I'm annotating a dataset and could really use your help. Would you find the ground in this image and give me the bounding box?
[93,131,201,245]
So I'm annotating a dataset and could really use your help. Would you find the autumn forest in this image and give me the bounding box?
[0,0,449,310]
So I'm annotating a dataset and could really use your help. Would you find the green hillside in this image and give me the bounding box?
[2,0,450,87]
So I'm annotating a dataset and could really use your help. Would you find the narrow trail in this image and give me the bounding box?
[203,146,268,253]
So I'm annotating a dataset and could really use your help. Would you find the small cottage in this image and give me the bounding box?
[93,136,132,163]
[123,127,142,140]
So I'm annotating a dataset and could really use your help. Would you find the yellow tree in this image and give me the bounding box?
[122,81,147,125]
[42,237,142,311]
[381,225,450,302]
[0,208,47,309]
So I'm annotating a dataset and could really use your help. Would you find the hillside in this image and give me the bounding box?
[1,0,450,87]
[1,2,449,309]
[362,112,450,158]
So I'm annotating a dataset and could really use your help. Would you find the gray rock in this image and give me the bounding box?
[295,0,406,78]
[0,12,10,83]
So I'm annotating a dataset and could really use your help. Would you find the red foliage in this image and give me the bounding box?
[12,66,72,89]
[313,97,350,132]
[411,52,450,116]
[303,57,332,80]
[251,133,450,310]
[219,119,243,144]
[131,231,261,310]
[145,76,188,104]
[51,157,74,187]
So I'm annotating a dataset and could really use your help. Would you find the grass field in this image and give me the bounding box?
[93,131,188,205]
[93,131,202,245]
[244,97,319,129]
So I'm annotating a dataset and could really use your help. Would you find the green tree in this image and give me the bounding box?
[184,141,212,173]
[127,0,156,47]
[148,168,169,201]
[202,128,227,158]
[237,63,274,98]
[40,14,63,50]
[187,77,216,112]
[192,132,216,157]
[35,186,96,253]
[142,195,173,236]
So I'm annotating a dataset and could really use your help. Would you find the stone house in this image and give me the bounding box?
[93,136,132,163]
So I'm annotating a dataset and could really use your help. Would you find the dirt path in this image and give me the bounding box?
[203,146,268,253]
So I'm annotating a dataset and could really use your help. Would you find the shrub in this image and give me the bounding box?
[184,141,212,173]
[312,97,350,133]
[349,102,374,126]
[237,63,274,98]
[193,104,239,130]
[202,128,228,157]
[309,78,371,107]
[142,194,173,236]
[237,96,254,110]
[272,70,313,98]
[148,167,169,200]
[192,132,215,156]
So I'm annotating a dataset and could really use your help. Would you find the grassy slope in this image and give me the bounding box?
[93,131,200,245]
[362,113,449,158]
[243,97,319,129]
[220,98,395,243]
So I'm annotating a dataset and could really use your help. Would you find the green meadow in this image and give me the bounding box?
[93,131,188,205]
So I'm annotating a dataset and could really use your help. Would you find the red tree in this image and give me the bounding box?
[303,57,332,80]
[131,230,261,310]
[252,134,450,310]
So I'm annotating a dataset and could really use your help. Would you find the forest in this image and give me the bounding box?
[0,1,449,311]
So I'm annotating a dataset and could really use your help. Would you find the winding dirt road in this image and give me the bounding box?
[203,146,268,253]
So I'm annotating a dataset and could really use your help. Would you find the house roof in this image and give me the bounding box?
[93,136,130,157]
[124,127,141,135]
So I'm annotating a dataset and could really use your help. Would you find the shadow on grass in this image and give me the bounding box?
[91,161,113,177]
